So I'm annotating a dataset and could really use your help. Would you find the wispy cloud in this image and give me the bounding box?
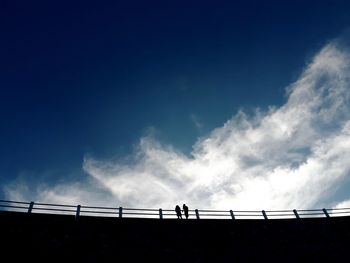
[190,113,203,131]
[4,40,350,210]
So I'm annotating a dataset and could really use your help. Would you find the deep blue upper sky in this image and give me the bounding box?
[1,0,350,188]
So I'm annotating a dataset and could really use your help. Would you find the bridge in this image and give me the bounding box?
[1,200,350,262]
[1,199,350,219]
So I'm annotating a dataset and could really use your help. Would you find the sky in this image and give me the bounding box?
[2,0,350,211]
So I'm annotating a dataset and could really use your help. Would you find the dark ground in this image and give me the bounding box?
[1,211,349,262]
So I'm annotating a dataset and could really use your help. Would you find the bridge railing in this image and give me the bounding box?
[1,199,350,219]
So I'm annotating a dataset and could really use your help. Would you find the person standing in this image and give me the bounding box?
[175,205,182,219]
[183,204,189,219]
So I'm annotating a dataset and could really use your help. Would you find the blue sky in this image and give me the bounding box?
[2,1,350,209]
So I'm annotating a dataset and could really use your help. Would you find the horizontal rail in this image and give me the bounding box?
[123,208,159,211]
[297,209,325,212]
[0,204,30,209]
[198,213,231,217]
[266,214,295,217]
[1,199,350,220]
[327,207,350,211]
[80,210,117,215]
[297,212,325,216]
[0,200,30,205]
[80,205,117,210]
[195,209,231,213]
[231,214,264,217]
[33,207,77,213]
[328,211,350,214]
[34,202,77,208]
[264,209,296,213]
[123,212,159,216]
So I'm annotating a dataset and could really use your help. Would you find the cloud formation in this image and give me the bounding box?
[4,40,350,210]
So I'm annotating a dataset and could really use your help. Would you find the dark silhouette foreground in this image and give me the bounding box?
[183,204,189,219]
[1,211,349,263]
[175,205,182,219]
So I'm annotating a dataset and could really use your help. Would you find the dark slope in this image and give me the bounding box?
[1,211,349,262]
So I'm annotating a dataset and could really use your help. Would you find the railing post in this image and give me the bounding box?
[195,209,200,219]
[28,201,34,214]
[293,209,300,219]
[76,205,81,219]
[119,207,123,218]
[159,208,163,219]
[262,210,268,220]
[323,208,330,218]
[230,210,235,220]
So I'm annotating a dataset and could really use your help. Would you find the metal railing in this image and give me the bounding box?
[1,199,350,220]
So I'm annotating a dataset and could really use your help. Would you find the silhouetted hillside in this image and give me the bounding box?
[1,211,349,262]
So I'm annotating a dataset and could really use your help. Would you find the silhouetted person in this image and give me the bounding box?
[175,205,182,219]
[183,204,189,219]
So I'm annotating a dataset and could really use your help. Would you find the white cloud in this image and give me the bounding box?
[4,41,350,212]
[334,199,350,209]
